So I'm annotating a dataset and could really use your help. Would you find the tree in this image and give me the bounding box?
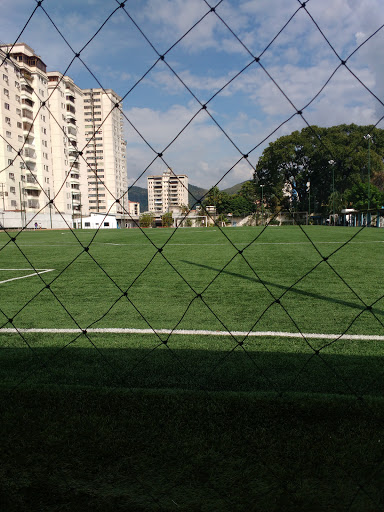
[344,182,384,210]
[139,213,154,228]
[253,124,384,213]
[161,212,173,227]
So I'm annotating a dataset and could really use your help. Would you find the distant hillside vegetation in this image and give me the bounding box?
[128,186,148,211]
[188,184,208,208]
[221,181,249,196]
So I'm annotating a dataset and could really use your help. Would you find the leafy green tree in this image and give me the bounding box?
[139,213,154,227]
[228,195,253,216]
[344,182,384,210]
[161,212,173,227]
[253,124,384,213]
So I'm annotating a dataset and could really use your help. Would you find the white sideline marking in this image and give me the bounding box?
[0,327,384,341]
[0,269,54,284]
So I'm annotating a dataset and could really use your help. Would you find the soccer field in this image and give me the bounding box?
[1,224,384,395]
[1,225,384,511]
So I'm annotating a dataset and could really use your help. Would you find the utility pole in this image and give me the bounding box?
[260,184,265,226]
[328,160,335,225]
[364,134,372,211]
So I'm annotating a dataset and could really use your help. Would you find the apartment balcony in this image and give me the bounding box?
[21,83,34,95]
[66,95,75,104]
[70,173,80,182]
[24,148,37,161]
[24,137,35,148]
[65,84,75,94]
[66,104,76,115]
[24,180,41,191]
[20,70,33,82]
[27,199,40,209]
[67,132,77,143]
[22,98,34,108]
[23,121,34,134]
[22,108,34,120]
[67,117,76,126]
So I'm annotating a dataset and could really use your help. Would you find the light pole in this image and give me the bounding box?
[364,134,372,213]
[328,160,335,225]
[260,184,265,225]
[307,180,311,224]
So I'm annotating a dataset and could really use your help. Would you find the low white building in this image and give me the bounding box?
[81,213,117,229]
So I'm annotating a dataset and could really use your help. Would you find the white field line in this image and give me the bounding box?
[101,240,384,247]
[0,327,384,341]
[0,269,54,284]
[8,240,384,248]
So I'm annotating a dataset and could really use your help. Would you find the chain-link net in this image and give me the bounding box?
[1,1,384,510]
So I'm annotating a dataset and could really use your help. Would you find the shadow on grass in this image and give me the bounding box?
[182,260,384,317]
[1,347,384,511]
[1,345,384,397]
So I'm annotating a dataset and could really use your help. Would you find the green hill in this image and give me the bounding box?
[221,181,249,196]
[128,185,148,211]
[188,184,208,208]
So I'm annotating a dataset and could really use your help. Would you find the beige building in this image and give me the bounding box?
[147,169,188,213]
[0,45,128,228]
[0,43,54,219]
[47,71,89,221]
[82,88,127,216]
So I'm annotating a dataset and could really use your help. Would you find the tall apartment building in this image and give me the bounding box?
[82,88,127,216]
[0,43,54,217]
[47,71,89,218]
[147,169,189,213]
[0,44,129,228]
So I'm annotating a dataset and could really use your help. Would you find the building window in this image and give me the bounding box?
[17,122,22,128]
[10,186,16,194]
[11,200,17,207]
[104,222,109,227]
[85,222,91,227]
[8,159,13,166]
[9,172,15,179]
[4,102,10,110]
[6,131,11,138]
[7,145,12,152]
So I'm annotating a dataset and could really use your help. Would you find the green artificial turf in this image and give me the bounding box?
[0,225,383,510]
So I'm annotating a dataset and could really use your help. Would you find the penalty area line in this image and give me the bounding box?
[0,327,384,341]
[0,269,55,284]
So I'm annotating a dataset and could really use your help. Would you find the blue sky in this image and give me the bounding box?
[1,0,384,189]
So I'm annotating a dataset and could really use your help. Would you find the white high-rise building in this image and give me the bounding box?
[47,71,89,220]
[147,169,188,213]
[82,88,127,216]
[0,43,54,218]
[0,45,128,228]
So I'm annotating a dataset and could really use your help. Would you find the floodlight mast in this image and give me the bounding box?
[328,160,335,225]
[260,184,265,225]
[364,134,372,212]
